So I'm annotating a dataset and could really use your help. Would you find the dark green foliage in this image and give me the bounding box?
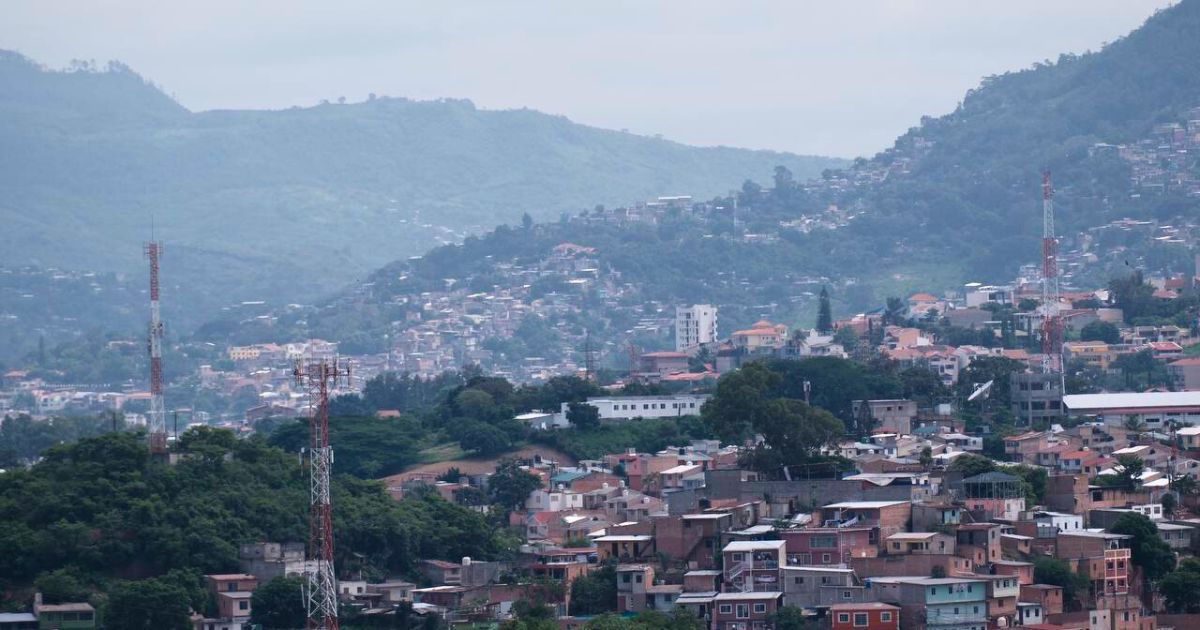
[569,562,617,615]
[33,567,89,604]
[488,460,544,511]
[536,416,713,461]
[583,610,706,630]
[948,454,996,477]
[1033,557,1089,610]
[1161,558,1200,613]
[567,403,601,430]
[0,429,509,598]
[1108,511,1176,582]
[104,577,193,630]
[703,362,846,477]
[251,576,307,630]
[0,413,125,466]
[816,286,833,334]
[771,606,821,630]
[269,415,424,477]
[1080,320,1122,344]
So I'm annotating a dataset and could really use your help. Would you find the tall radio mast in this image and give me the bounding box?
[1040,171,1063,373]
[294,358,350,630]
[145,240,167,454]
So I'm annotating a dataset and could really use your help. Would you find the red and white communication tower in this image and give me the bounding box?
[145,241,167,454]
[1040,171,1063,373]
[294,358,350,630]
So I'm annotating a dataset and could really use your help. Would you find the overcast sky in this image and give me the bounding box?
[1,1,1176,158]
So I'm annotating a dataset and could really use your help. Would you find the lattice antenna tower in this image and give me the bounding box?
[1040,171,1063,373]
[293,358,351,630]
[145,238,167,454]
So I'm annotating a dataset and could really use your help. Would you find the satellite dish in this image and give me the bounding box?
[968,380,994,402]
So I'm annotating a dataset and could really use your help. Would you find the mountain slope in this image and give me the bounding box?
[837,0,1200,281]
[0,50,844,327]
[273,0,1200,363]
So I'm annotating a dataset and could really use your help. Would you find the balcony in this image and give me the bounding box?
[925,609,987,626]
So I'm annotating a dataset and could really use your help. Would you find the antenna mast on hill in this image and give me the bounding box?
[1040,171,1063,374]
[145,238,167,455]
[294,358,351,630]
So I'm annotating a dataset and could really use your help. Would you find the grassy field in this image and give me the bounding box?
[382,443,577,484]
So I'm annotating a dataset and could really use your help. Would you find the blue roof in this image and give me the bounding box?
[551,470,589,484]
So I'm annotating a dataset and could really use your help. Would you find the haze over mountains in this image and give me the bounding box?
[0,49,842,324]
[294,0,1200,350]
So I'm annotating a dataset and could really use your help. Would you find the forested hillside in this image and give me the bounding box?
[0,50,842,327]
[833,0,1200,280]
[283,0,1200,348]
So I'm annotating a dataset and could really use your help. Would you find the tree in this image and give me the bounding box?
[567,403,601,430]
[34,568,88,604]
[488,459,543,510]
[918,447,933,469]
[522,212,534,230]
[458,422,511,455]
[770,606,818,630]
[105,578,192,630]
[1080,320,1121,344]
[816,286,833,334]
[1162,492,1178,518]
[570,562,617,615]
[1033,558,1089,609]
[251,576,307,630]
[948,454,997,478]
[1109,512,1176,583]
[1114,454,1146,493]
[883,297,906,326]
[1162,558,1200,613]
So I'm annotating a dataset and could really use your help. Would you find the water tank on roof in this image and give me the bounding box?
[462,556,471,566]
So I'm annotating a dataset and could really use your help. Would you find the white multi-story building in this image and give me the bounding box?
[561,394,710,423]
[675,304,718,352]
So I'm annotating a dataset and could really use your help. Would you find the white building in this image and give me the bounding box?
[675,304,718,352]
[1062,391,1200,430]
[562,394,710,423]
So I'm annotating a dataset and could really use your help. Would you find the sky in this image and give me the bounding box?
[1,1,1177,158]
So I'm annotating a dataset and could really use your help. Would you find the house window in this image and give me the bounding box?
[622,574,631,583]
[822,553,831,563]
[837,613,850,623]
[732,553,743,562]
[753,603,767,614]
[881,612,892,622]
[842,590,852,599]
[853,613,868,627]
[635,575,643,583]
[719,605,733,614]
[736,604,749,619]
[794,577,803,585]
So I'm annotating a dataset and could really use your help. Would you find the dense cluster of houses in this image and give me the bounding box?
[350,381,1200,630]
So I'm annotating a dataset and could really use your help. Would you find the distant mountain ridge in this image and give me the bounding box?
[0,50,844,329]
[283,0,1200,355]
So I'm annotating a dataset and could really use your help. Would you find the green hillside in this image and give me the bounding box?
[0,50,844,326]
[276,0,1200,354]
[837,0,1200,280]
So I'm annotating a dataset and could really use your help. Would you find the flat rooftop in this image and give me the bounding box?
[1063,391,1200,411]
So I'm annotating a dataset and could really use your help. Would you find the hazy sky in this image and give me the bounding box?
[1,1,1176,157]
